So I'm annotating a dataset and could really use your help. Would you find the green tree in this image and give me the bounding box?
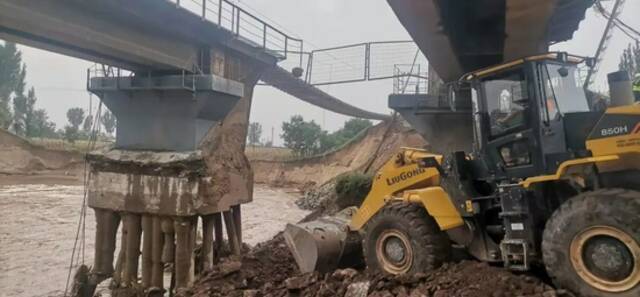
[340,119,372,139]
[65,107,85,143]
[318,131,340,153]
[24,87,40,137]
[83,114,93,133]
[101,110,116,136]
[318,118,373,153]
[247,122,263,146]
[619,41,640,77]
[281,115,323,156]
[31,109,57,138]
[11,66,27,136]
[0,42,23,129]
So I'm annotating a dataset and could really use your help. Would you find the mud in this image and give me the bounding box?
[252,119,427,188]
[0,184,308,297]
[0,129,83,175]
[187,236,573,297]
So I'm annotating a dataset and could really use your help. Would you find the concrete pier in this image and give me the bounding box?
[82,48,265,296]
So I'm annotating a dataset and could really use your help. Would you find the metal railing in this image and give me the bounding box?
[170,0,304,66]
[87,65,197,92]
[304,41,428,86]
[393,64,428,94]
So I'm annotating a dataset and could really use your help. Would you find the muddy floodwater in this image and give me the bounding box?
[0,183,309,297]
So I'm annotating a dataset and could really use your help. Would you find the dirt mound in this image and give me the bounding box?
[186,236,570,297]
[0,129,83,175]
[252,118,426,188]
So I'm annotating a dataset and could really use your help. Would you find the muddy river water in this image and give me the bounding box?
[0,184,308,297]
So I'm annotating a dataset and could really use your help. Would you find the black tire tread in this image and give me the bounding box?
[363,202,451,274]
[542,188,640,297]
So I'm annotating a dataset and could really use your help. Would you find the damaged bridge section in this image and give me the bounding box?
[81,46,266,296]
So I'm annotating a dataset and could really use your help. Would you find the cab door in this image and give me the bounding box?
[536,63,568,173]
[480,66,542,179]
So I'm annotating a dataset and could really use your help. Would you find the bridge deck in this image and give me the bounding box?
[387,0,593,82]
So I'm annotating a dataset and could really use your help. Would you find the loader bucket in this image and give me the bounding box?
[283,207,363,273]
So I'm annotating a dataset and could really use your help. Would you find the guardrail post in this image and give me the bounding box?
[305,53,313,84]
[263,24,267,49]
[284,38,288,59]
[202,0,206,19]
[218,0,222,24]
[235,8,240,35]
[299,42,304,69]
[364,43,370,80]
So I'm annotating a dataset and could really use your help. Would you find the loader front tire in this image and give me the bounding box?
[363,202,450,275]
[543,189,640,297]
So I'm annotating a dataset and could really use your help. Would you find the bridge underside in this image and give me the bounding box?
[0,0,278,72]
[387,0,593,82]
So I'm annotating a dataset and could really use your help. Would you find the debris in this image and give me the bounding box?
[345,282,370,297]
[186,236,569,297]
[220,258,243,276]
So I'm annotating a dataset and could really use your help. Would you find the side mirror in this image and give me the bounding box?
[448,84,457,111]
[558,67,569,78]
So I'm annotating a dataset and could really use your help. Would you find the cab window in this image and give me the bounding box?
[544,64,590,114]
[482,69,530,138]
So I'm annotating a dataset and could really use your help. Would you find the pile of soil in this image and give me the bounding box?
[186,236,572,297]
[252,119,426,188]
[0,129,82,175]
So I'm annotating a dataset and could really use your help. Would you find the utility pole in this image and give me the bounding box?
[583,0,625,90]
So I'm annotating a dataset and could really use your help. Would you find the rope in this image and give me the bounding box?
[62,96,105,297]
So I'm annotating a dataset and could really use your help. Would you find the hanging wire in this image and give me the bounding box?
[595,0,640,41]
[63,95,105,297]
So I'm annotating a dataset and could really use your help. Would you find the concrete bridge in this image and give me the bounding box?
[0,0,388,120]
[387,0,593,82]
[0,1,386,295]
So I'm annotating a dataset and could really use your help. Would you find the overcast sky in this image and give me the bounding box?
[10,0,640,146]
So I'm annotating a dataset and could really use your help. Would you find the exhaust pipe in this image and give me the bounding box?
[608,71,635,107]
[283,207,364,273]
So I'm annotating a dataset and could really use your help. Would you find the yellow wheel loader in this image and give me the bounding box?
[284,53,640,297]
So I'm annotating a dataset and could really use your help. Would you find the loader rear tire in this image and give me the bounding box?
[543,188,640,297]
[363,202,450,275]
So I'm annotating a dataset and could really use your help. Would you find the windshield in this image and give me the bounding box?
[544,63,590,114]
[482,69,529,138]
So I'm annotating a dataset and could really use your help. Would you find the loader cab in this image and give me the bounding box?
[468,53,597,180]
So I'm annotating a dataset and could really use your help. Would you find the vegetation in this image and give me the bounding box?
[101,110,117,136]
[64,107,85,143]
[619,41,640,77]
[281,115,324,156]
[281,115,373,156]
[0,42,22,129]
[334,173,373,209]
[247,122,263,146]
[1,41,116,144]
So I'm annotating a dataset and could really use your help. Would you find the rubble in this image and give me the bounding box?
[296,181,336,210]
[185,236,574,297]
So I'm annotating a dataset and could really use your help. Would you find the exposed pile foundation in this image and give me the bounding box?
[76,47,265,296]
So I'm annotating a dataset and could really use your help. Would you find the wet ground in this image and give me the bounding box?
[0,182,308,297]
